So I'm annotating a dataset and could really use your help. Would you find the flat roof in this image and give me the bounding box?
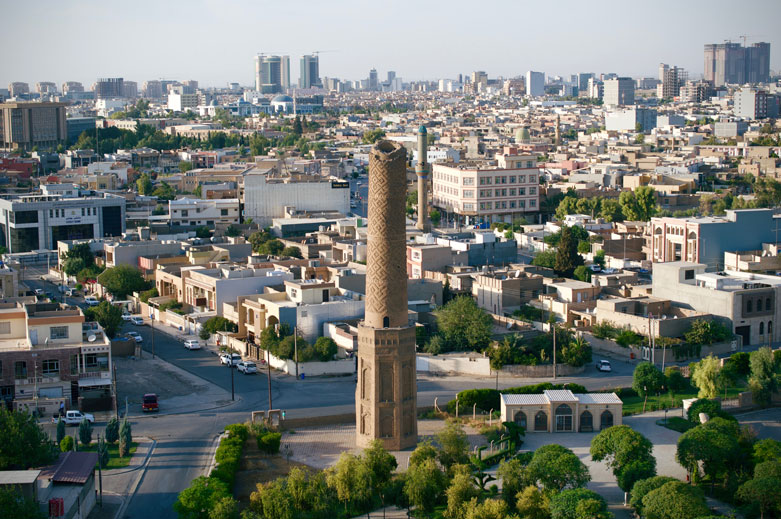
[0,470,41,485]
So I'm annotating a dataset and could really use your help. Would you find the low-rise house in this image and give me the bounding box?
[500,389,622,433]
[471,268,544,315]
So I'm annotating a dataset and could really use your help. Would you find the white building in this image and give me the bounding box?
[605,107,657,132]
[164,198,240,227]
[412,146,460,166]
[526,71,545,97]
[242,168,350,226]
[168,92,199,112]
[500,390,623,433]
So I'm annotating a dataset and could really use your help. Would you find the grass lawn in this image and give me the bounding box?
[78,442,138,469]
[621,383,747,415]
[656,416,695,433]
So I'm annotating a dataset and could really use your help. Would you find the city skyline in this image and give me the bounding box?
[2,0,780,88]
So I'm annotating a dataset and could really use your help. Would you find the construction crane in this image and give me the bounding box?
[311,50,338,56]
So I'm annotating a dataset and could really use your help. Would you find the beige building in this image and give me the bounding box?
[500,390,622,433]
[472,268,544,315]
[432,146,540,225]
[0,101,68,152]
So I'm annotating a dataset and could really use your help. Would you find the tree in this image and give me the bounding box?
[105,417,119,444]
[63,257,87,277]
[641,481,709,519]
[632,362,665,397]
[313,337,337,361]
[78,418,92,446]
[225,225,242,238]
[549,488,608,519]
[429,209,441,226]
[280,246,302,259]
[554,227,584,276]
[0,486,45,519]
[463,498,511,519]
[433,296,493,352]
[137,173,153,195]
[590,425,656,493]
[362,440,397,495]
[444,472,479,519]
[514,485,549,519]
[260,239,285,256]
[409,441,438,468]
[326,452,371,512]
[60,436,74,452]
[684,319,730,346]
[531,249,556,269]
[152,182,176,201]
[599,198,624,222]
[84,301,123,338]
[209,496,238,519]
[497,459,528,508]
[0,407,54,470]
[202,316,237,336]
[436,420,469,473]
[629,476,677,516]
[293,116,303,136]
[195,226,211,238]
[748,346,780,407]
[362,129,386,144]
[97,265,149,299]
[526,444,591,491]
[619,187,658,221]
[676,419,741,486]
[573,265,591,282]
[561,336,592,368]
[174,476,230,519]
[179,161,193,173]
[691,354,723,398]
[404,457,446,517]
[737,476,781,519]
[753,438,781,464]
[56,418,66,444]
[119,417,132,458]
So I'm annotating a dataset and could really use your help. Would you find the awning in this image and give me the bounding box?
[78,377,111,388]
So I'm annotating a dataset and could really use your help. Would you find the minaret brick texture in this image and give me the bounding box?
[356,140,418,450]
[416,125,431,233]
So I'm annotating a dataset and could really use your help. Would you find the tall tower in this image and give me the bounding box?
[554,115,561,147]
[416,126,431,232]
[356,140,418,450]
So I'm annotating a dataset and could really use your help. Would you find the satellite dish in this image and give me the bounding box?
[88,334,97,343]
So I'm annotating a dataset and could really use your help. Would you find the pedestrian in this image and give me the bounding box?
[59,401,65,416]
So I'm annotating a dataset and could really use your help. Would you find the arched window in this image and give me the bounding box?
[600,410,614,430]
[758,299,763,312]
[514,411,527,429]
[767,298,772,311]
[555,404,573,432]
[580,411,593,432]
[383,316,389,328]
[747,300,753,313]
[534,411,547,431]
[760,322,765,335]
[769,321,773,335]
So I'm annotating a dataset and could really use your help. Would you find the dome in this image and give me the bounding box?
[271,95,294,103]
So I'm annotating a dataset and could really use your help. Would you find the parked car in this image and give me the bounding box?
[142,393,159,412]
[237,361,258,374]
[220,353,242,366]
[65,288,78,297]
[34,288,44,295]
[130,316,144,326]
[84,296,100,306]
[121,313,133,321]
[183,339,202,350]
[126,331,143,343]
[55,410,95,425]
[596,359,612,372]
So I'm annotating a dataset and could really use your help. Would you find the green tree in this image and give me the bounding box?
[252,479,294,519]
[676,418,741,487]
[326,452,371,512]
[362,439,398,496]
[684,319,730,346]
[463,498,511,519]
[590,425,656,493]
[0,486,45,519]
[195,226,211,239]
[526,444,590,491]
[691,354,723,398]
[748,346,780,407]
[549,488,609,519]
[293,116,303,136]
[179,161,193,173]
[561,335,593,368]
[193,184,202,197]
[119,417,132,458]
[84,301,123,338]
[152,181,176,201]
[224,225,242,238]
[629,476,677,516]
[408,441,438,468]
[63,257,87,277]
[497,459,529,508]
[209,496,238,519]
[619,186,658,221]
[641,480,709,519]
[429,209,441,226]
[280,246,302,258]
[59,435,74,452]
[202,316,237,336]
[632,362,665,397]
[531,249,556,269]
[554,227,584,276]
[56,418,66,444]
[105,417,119,444]
[260,239,285,256]
[313,337,337,361]
[97,265,149,299]
[136,173,153,195]
[404,457,446,517]
[436,420,469,472]
[78,418,92,446]
[174,476,230,519]
[753,438,781,465]
[599,198,624,222]
[444,472,479,519]
[0,408,54,470]
[573,265,591,282]
[433,296,493,352]
[514,485,550,519]
[737,476,781,519]
[362,129,386,144]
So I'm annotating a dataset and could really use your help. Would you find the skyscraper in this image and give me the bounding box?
[657,64,686,99]
[526,71,544,97]
[95,78,124,99]
[368,68,379,91]
[704,42,771,87]
[299,54,320,89]
[255,55,290,93]
[143,80,163,99]
[356,140,417,450]
[603,77,635,106]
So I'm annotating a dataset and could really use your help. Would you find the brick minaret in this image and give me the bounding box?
[356,140,417,450]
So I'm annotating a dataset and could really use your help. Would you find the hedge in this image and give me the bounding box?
[211,424,248,487]
[257,431,281,454]
[448,382,588,414]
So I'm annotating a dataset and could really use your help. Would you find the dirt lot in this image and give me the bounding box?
[115,356,205,408]
[234,436,309,508]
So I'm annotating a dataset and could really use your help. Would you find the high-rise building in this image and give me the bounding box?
[704,41,771,87]
[0,101,67,152]
[8,82,29,97]
[680,80,714,103]
[603,77,635,106]
[299,54,320,89]
[36,82,57,94]
[143,80,163,99]
[526,71,544,97]
[368,68,379,91]
[95,78,124,99]
[255,55,290,93]
[387,71,396,83]
[62,82,84,95]
[122,81,138,99]
[656,64,687,99]
[576,73,594,94]
[183,80,199,91]
[356,140,417,450]
[587,77,604,99]
[734,87,779,120]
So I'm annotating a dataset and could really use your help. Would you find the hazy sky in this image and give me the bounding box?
[3,0,780,89]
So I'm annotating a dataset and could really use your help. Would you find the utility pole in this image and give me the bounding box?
[550,297,556,380]
[267,346,272,411]
[150,309,155,359]
[294,327,299,379]
[97,434,103,507]
[113,364,119,420]
[230,359,235,401]
[650,313,655,365]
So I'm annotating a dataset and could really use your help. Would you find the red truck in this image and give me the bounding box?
[142,393,159,412]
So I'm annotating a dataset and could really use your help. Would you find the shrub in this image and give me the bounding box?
[119,418,132,457]
[257,431,282,454]
[664,366,687,392]
[224,423,249,442]
[686,398,721,423]
[78,419,92,446]
[725,351,750,376]
[105,417,119,444]
[60,436,74,452]
[591,321,618,339]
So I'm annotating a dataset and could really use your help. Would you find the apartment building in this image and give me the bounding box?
[472,268,544,315]
[0,193,126,253]
[0,101,68,152]
[432,146,540,225]
[164,198,240,227]
[0,302,112,415]
[603,77,635,106]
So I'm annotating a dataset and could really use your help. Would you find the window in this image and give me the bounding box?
[580,411,593,432]
[529,187,537,195]
[81,208,85,216]
[70,354,79,375]
[760,322,765,335]
[0,322,10,334]
[50,326,69,340]
[220,209,229,216]
[600,410,614,429]
[529,175,536,183]
[514,411,527,428]
[14,361,27,379]
[510,201,516,209]
[463,190,474,198]
[181,210,189,217]
[42,359,59,377]
[529,200,536,208]
[534,411,547,431]
[463,177,474,186]
[758,299,763,312]
[769,321,773,335]
[518,175,526,183]
[509,189,516,196]
[684,270,694,280]
[747,300,753,313]
[767,298,772,311]
[555,404,573,431]
[509,176,516,183]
